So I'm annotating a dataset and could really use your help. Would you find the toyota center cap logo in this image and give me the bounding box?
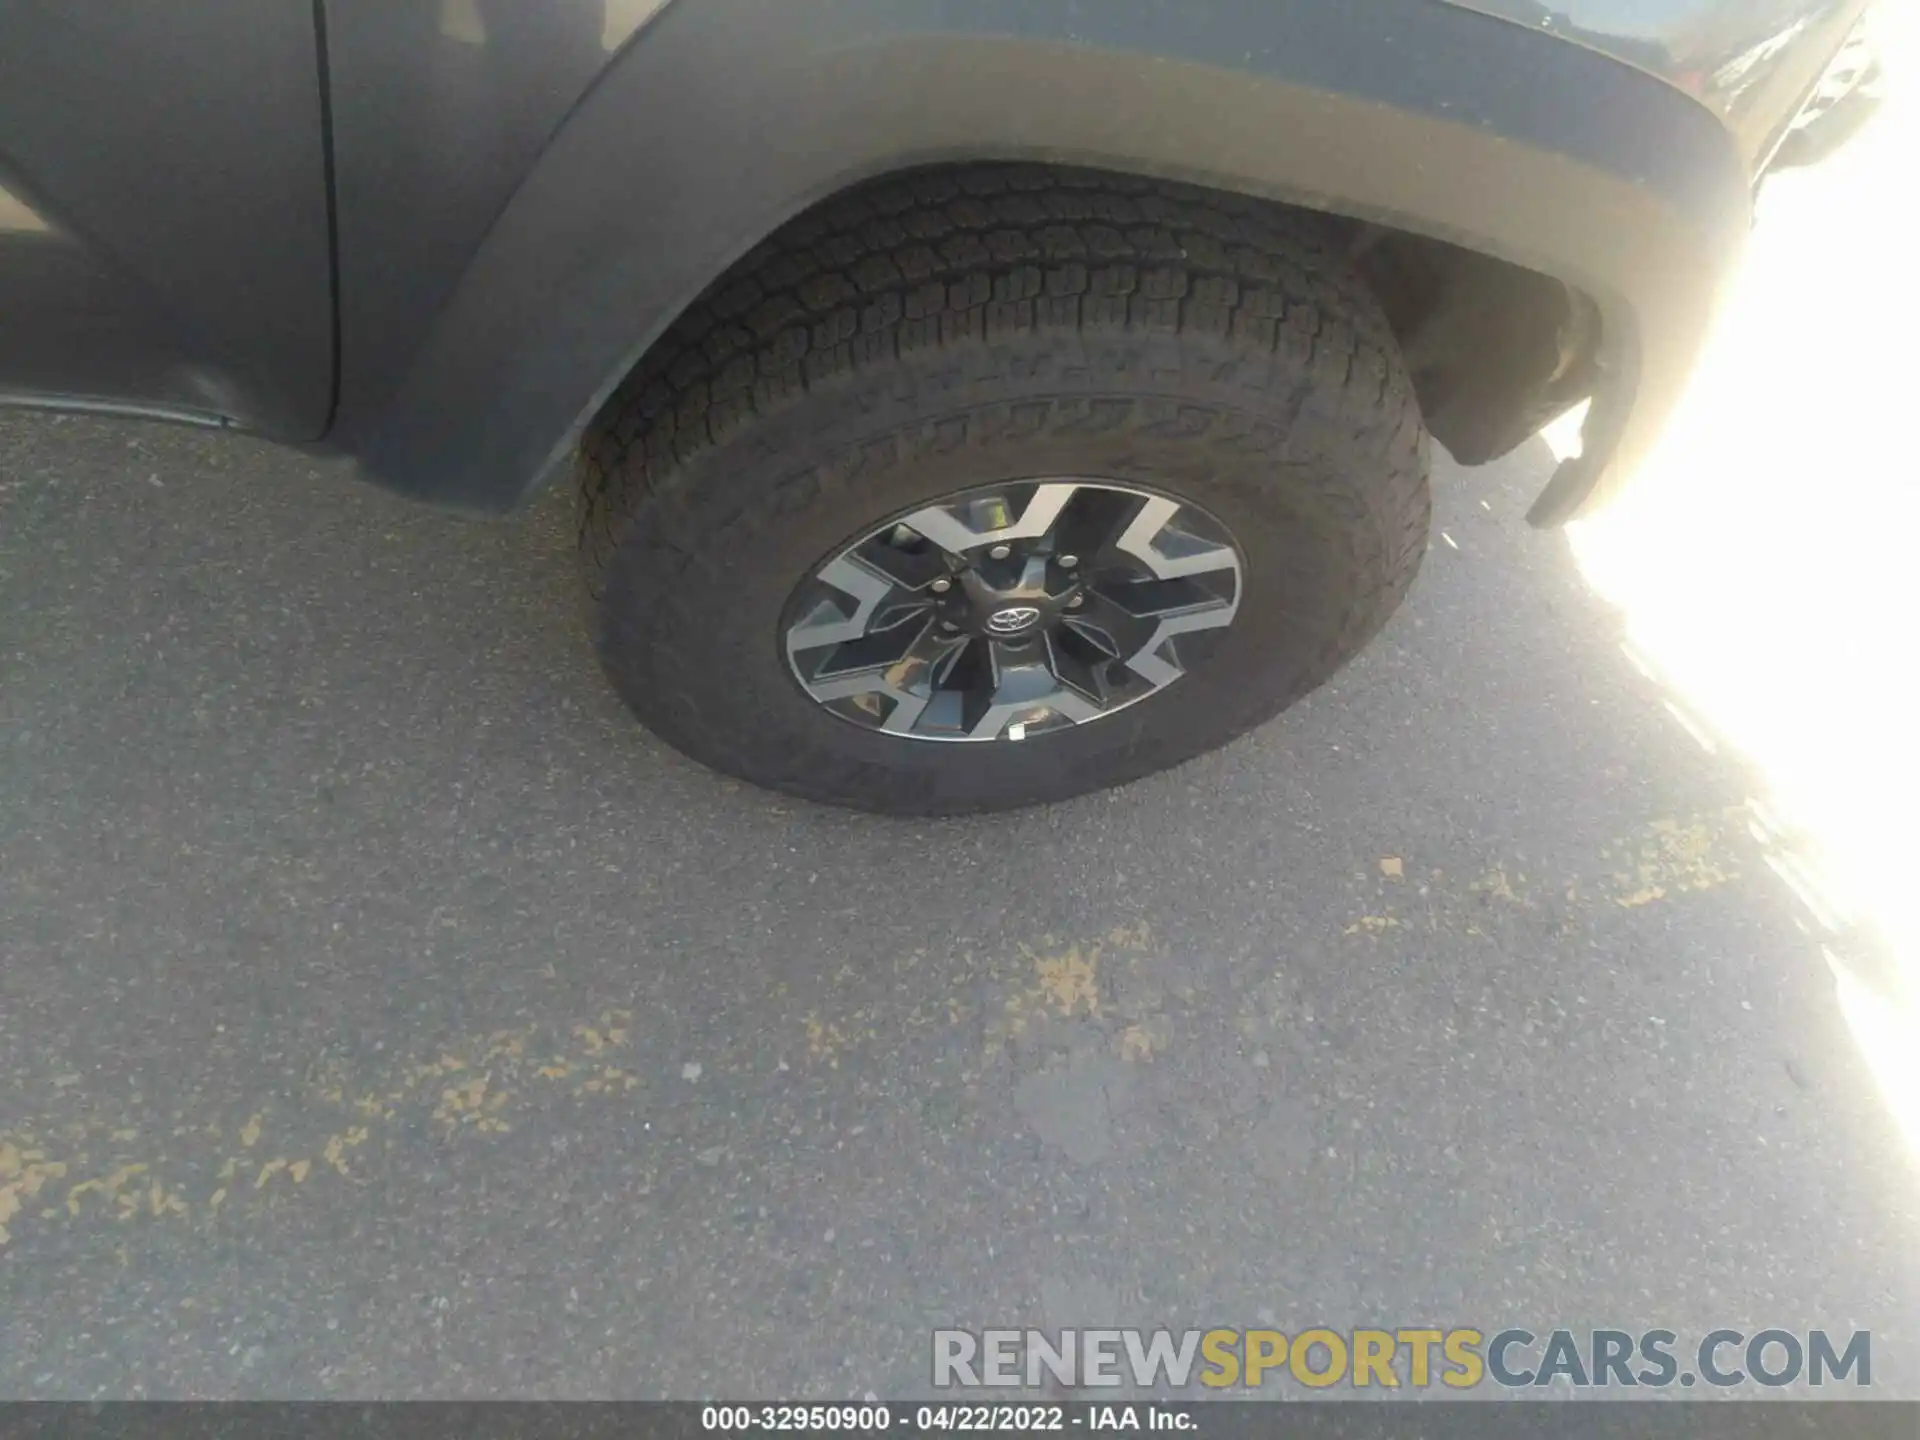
[986,605,1042,635]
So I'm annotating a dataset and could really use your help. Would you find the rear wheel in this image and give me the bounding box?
[578,166,1430,814]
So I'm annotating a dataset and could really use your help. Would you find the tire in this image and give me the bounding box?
[578,165,1430,815]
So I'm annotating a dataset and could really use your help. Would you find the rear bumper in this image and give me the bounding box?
[1440,0,1876,175]
[1498,0,1875,524]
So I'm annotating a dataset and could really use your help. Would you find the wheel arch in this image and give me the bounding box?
[335,0,1750,525]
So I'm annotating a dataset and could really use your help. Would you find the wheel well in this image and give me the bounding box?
[604,161,1601,470]
[1344,220,1601,465]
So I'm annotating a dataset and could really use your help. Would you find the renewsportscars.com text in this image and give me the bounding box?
[932,1327,1871,1391]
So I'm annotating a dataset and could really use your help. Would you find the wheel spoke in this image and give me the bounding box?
[1061,588,1157,658]
[1045,628,1111,704]
[1102,576,1231,619]
[1049,485,1147,570]
[785,553,897,655]
[899,483,1079,558]
[948,637,1001,735]
[851,533,952,592]
[1126,598,1240,688]
[966,640,1103,739]
[803,615,966,735]
[1116,496,1240,579]
[810,607,935,679]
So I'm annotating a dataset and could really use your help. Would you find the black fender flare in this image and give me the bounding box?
[342,0,1752,524]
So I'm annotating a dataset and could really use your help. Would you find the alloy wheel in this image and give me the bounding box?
[781,480,1243,742]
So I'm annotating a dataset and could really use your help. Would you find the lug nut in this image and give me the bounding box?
[1067,594,1084,609]
[989,544,1012,560]
[930,578,952,594]
[1058,554,1079,569]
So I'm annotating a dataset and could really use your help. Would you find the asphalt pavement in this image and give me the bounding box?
[5,76,1920,1396]
[5,412,1914,1398]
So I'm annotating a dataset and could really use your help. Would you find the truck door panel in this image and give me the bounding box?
[0,2,333,437]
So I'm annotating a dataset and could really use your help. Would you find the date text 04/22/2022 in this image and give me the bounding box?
[700,1405,1188,1432]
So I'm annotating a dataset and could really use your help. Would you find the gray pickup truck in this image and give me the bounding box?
[0,0,1871,813]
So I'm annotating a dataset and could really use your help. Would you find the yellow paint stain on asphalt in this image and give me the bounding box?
[1117,1019,1166,1063]
[1606,815,1741,908]
[434,1073,513,1133]
[1343,916,1404,936]
[773,951,978,1067]
[578,1066,638,1095]
[1,1009,642,1249]
[804,1013,848,1067]
[0,1142,68,1244]
[981,927,1161,1058]
[1471,866,1533,907]
[1034,947,1100,1016]
[566,1012,631,1059]
[320,1127,369,1175]
[1342,811,1746,938]
[146,1181,188,1218]
[65,1163,147,1217]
